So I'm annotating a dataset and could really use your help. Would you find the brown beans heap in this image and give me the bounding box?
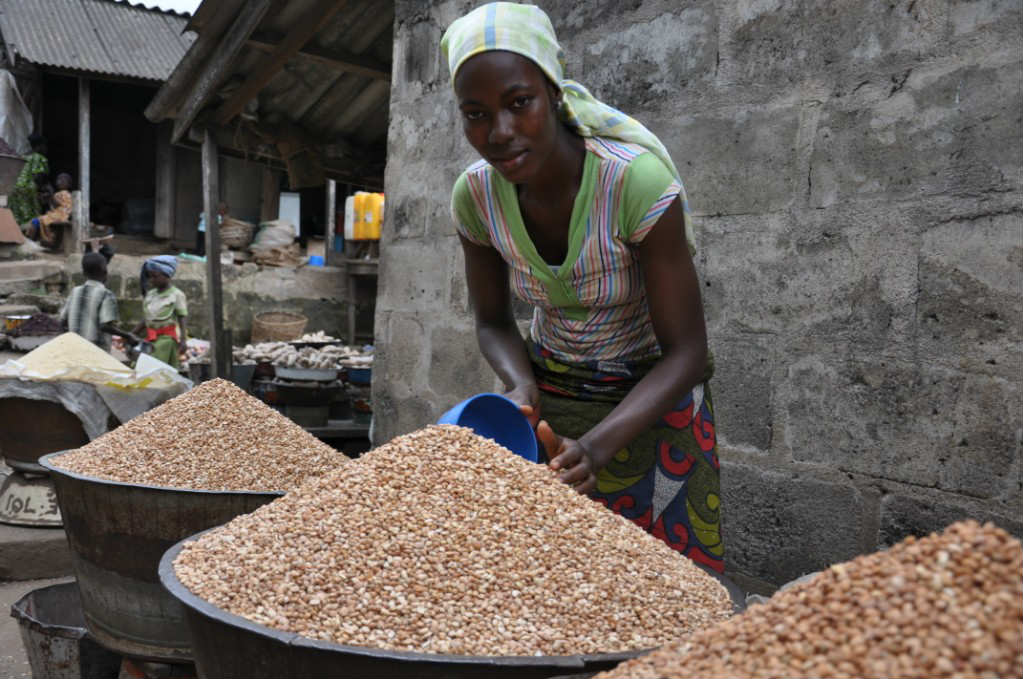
[598,520,1023,678]
[53,378,343,491]
[174,425,733,656]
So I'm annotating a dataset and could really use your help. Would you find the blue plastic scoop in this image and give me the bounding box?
[437,393,539,462]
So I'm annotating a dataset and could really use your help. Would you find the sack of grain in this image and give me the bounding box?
[250,220,296,253]
[0,332,131,382]
[173,425,735,657]
[596,520,1023,679]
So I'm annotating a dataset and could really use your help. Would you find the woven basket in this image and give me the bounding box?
[251,311,308,343]
[220,217,255,249]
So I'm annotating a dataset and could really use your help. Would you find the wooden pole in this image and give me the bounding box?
[202,129,227,379]
[325,178,337,265]
[154,123,176,239]
[171,0,273,143]
[78,77,90,242]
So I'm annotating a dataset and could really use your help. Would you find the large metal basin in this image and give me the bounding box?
[160,529,746,679]
[39,452,283,663]
[0,397,91,473]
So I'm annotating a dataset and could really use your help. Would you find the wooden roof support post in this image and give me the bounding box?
[213,0,350,126]
[202,129,228,379]
[171,0,273,144]
[77,77,90,243]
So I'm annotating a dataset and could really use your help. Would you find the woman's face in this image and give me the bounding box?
[454,51,560,184]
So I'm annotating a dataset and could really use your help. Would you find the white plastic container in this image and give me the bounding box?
[343,195,356,241]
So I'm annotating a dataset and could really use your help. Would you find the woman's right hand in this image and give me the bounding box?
[504,383,541,428]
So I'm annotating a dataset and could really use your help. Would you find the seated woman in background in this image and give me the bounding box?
[132,256,188,369]
[23,172,73,249]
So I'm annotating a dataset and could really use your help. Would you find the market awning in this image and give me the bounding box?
[145,0,392,189]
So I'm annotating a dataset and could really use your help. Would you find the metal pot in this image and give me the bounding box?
[160,529,746,679]
[39,452,282,662]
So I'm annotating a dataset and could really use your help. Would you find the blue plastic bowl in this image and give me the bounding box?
[347,367,372,385]
[437,393,538,462]
[308,255,325,266]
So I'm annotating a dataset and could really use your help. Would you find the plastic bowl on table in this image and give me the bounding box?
[346,367,372,384]
[437,393,538,462]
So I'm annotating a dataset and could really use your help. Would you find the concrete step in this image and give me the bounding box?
[0,278,47,296]
[0,304,40,317]
[0,260,63,281]
[0,261,64,297]
[0,522,72,581]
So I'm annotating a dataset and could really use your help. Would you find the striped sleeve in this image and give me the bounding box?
[98,289,119,325]
[451,171,492,246]
[618,152,682,244]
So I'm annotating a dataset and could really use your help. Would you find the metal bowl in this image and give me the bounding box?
[160,528,746,678]
[39,452,283,663]
[274,366,339,382]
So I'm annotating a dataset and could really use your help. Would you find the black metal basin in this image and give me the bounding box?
[39,452,283,663]
[160,529,746,679]
[0,397,91,472]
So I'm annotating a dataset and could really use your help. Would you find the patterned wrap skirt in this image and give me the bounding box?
[527,340,724,572]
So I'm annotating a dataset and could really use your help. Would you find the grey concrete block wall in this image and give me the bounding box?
[374,0,1022,588]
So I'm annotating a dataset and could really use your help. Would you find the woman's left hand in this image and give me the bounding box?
[178,339,188,354]
[537,420,597,495]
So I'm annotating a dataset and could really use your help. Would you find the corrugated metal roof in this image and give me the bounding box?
[0,0,195,81]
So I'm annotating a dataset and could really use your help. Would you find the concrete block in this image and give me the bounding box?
[710,337,774,452]
[575,4,718,111]
[375,240,451,313]
[0,304,39,317]
[428,324,494,401]
[664,102,803,216]
[937,374,1020,499]
[917,210,1022,381]
[879,492,1023,547]
[370,392,437,447]
[386,194,429,241]
[721,461,869,585]
[374,313,428,402]
[702,205,918,359]
[6,293,62,314]
[0,523,72,581]
[718,0,946,86]
[780,357,963,487]
[809,59,1020,207]
[117,299,143,328]
[0,260,63,281]
[950,0,1022,41]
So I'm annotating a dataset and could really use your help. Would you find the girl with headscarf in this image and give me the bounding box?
[131,255,188,368]
[442,3,722,570]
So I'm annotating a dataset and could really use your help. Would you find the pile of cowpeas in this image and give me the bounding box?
[53,378,344,492]
[597,519,1022,678]
[174,424,734,656]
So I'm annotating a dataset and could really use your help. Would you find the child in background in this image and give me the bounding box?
[60,252,138,351]
[132,256,188,369]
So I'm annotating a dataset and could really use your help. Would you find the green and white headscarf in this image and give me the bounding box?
[440,2,693,246]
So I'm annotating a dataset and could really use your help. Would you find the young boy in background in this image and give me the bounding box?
[60,252,137,352]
